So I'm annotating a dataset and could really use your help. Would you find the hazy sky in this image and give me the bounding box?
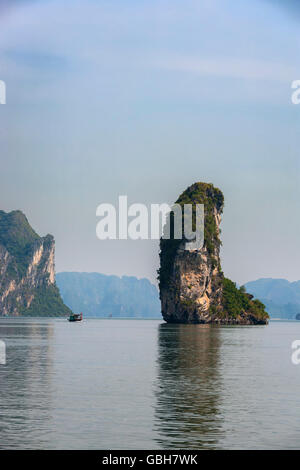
[0,0,299,285]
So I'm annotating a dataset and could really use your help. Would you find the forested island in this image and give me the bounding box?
[158,182,269,324]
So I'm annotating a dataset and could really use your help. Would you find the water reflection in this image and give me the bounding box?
[0,320,54,449]
[155,323,223,449]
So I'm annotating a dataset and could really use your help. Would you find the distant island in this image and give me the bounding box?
[56,272,161,319]
[244,278,300,320]
[0,210,71,316]
[158,182,269,324]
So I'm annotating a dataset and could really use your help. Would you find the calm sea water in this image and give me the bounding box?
[0,318,300,449]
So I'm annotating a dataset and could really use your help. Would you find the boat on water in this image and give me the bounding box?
[68,312,83,322]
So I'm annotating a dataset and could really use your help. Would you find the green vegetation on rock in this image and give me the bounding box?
[21,284,72,317]
[0,210,39,278]
[0,209,72,317]
[158,182,224,289]
[222,278,268,321]
[176,182,224,254]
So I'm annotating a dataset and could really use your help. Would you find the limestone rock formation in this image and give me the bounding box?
[158,183,269,324]
[0,210,72,316]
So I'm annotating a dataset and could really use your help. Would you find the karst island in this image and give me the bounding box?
[0,210,72,317]
[158,182,269,325]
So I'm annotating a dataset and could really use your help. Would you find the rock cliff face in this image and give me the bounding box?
[158,183,269,324]
[0,210,72,316]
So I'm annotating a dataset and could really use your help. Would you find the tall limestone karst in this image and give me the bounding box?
[0,210,72,316]
[158,182,269,324]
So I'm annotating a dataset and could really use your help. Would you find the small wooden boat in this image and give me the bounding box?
[68,312,83,322]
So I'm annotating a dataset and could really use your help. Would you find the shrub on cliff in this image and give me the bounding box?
[222,278,268,320]
[21,284,72,317]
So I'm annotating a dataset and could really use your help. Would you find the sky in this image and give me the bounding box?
[0,0,299,285]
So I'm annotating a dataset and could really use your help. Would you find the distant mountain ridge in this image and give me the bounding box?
[56,272,161,318]
[244,278,300,320]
